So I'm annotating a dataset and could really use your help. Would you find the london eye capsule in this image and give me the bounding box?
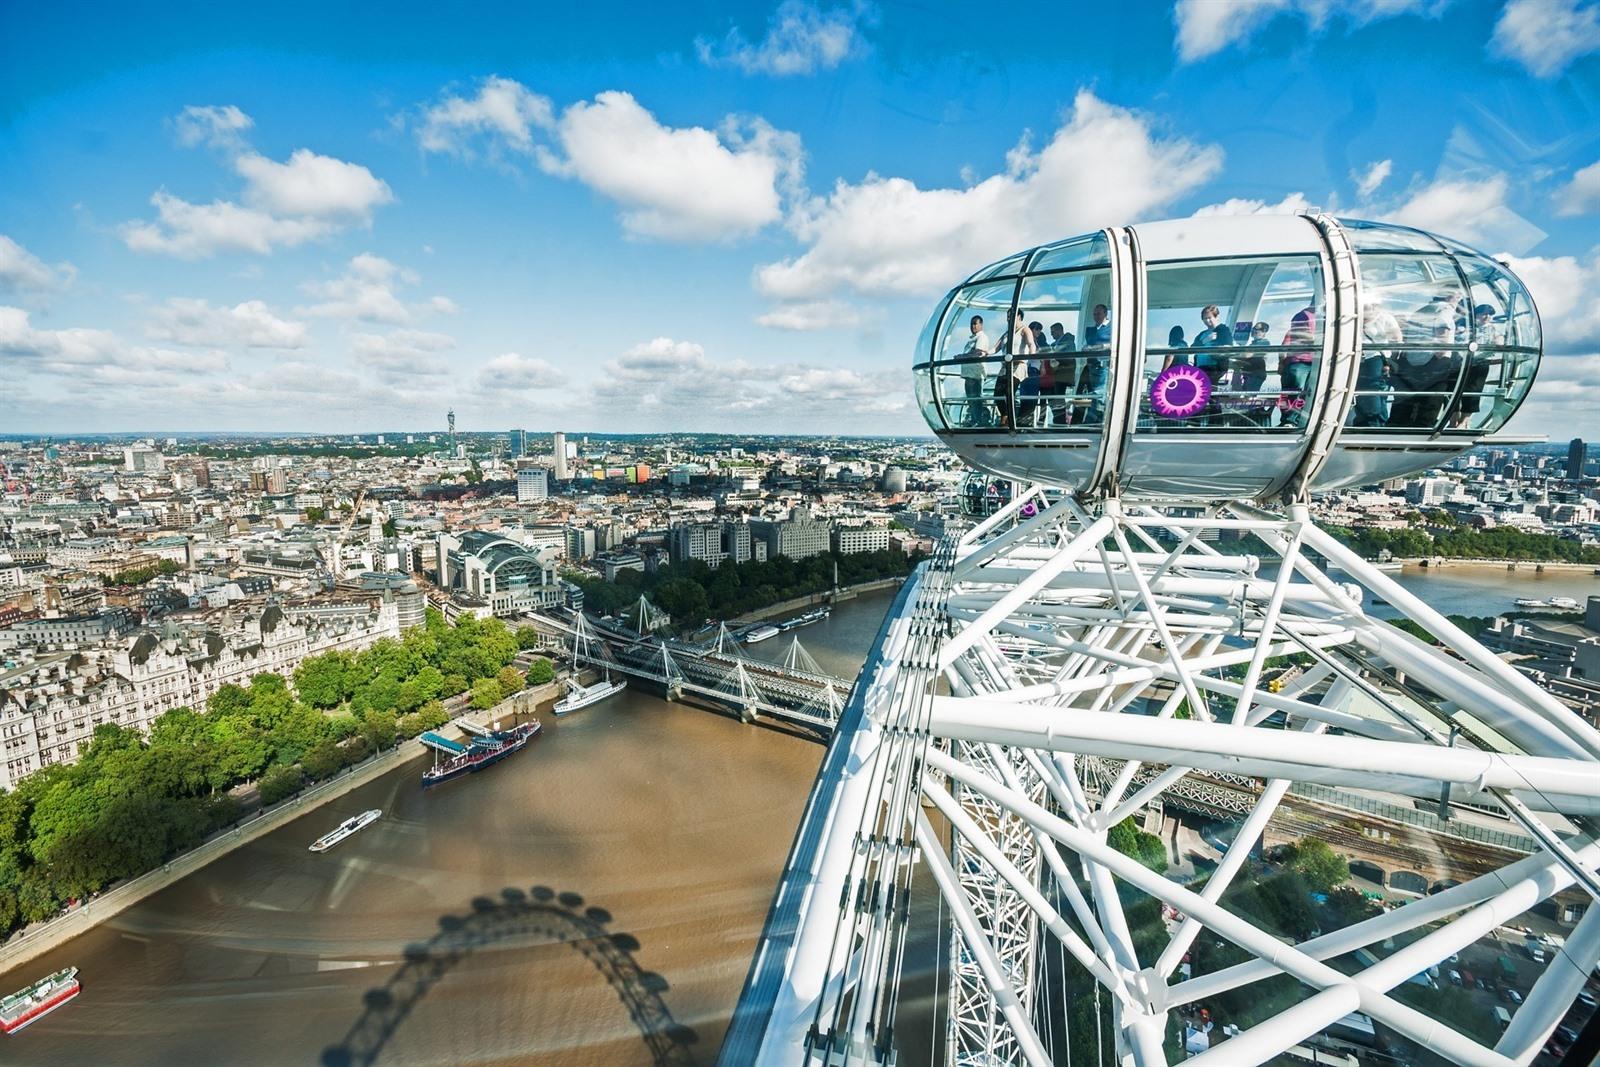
[911,214,1542,500]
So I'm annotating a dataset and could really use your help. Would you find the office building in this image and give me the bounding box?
[553,431,569,481]
[517,465,548,503]
[1569,438,1587,480]
[833,526,891,554]
[751,505,833,561]
[509,428,526,458]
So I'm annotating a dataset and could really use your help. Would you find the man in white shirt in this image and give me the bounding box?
[960,315,991,426]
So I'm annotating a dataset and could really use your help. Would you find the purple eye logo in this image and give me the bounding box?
[1149,365,1211,419]
[1020,502,1038,518]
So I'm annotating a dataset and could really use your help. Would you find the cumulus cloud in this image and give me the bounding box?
[756,91,1220,300]
[1383,173,1546,254]
[588,336,908,428]
[417,75,554,158]
[1355,159,1393,199]
[145,297,308,349]
[696,0,869,75]
[413,79,802,241]
[300,254,451,324]
[475,352,566,391]
[1555,159,1600,217]
[1175,0,1439,61]
[122,106,392,258]
[1491,0,1600,77]
[0,306,228,385]
[756,299,873,330]
[1192,192,1314,216]
[0,235,75,293]
[351,329,456,379]
[172,104,253,149]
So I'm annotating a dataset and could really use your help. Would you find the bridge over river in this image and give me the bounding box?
[526,607,856,734]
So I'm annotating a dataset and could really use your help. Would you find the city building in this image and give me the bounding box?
[565,525,597,562]
[832,525,891,554]
[517,464,548,503]
[553,431,569,482]
[436,531,562,616]
[668,521,753,566]
[751,505,833,561]
[509,428,526,459]
[1569,438,1587,480]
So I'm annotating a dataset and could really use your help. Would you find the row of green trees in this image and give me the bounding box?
[1328,519,1600,564]
[569,548,920,627]
[0,609,554,938]
[99,559,182,586]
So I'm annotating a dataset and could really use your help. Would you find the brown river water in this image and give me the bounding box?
[1,590,907,1067]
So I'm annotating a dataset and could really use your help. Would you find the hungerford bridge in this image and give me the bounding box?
[717,217,1600,1066]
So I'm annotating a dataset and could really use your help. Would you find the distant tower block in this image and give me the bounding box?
[368,508,383,545]
[447,408,457,454]
[553,431,569,482]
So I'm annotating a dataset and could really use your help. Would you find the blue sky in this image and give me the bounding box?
[3,0,1600,437]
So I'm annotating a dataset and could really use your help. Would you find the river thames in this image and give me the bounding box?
[1,592,902,1067]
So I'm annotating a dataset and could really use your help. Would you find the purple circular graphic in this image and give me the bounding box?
[1149,365,1211,419]
[1020,502,1038,518]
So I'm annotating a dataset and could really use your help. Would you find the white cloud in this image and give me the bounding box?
[0,306,227,384]
[234,149,392,220]
[414,79,802,242]
[587,336,908,427]
[1499,251,1600,353]
[696,0,869,75]
[300,254,446,324]
[541,92,803,241]
[172,104,253,149]
[1355,159,1393,199]
[122,108,391,258]
[1192,192,1314,216]
[1383,174,1546,254]
[416,75,554,158]
[1174,0,1439,61]
[145,297,308,349]
[0,235,74,293]
[757,90,1220,300]
[1491,0,1600,77]
[1555,159,1600,217]
[475,352,566,391]
[351,329,456,379]
[756,299,873,331]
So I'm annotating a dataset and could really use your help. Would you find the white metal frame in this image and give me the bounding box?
[744,491,1600,1067]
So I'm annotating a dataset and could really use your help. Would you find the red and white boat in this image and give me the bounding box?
[1,967,80,1034]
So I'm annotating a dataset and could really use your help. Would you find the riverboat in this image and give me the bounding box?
[0,968,80,1035]
[553,676,627,715]
[308,809,382,853]
[778,607,831,632]
[744,624,781,645]
[422,721,540,788]
[1548,596,1581,610]
[1515,598,1546,608]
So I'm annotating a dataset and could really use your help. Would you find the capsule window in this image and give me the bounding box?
[1139,256,1324,433]
[1348,253,1469,433]
[933,281,1017,430]
[1012,268,1114,429]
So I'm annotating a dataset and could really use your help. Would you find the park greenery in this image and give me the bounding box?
[99,559,182,586]
[0,609,554,938]
[568,548,920,628]
[1328,511,1600,565]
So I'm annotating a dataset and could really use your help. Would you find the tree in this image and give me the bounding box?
[515,625,541,650]
[362,709,399,752]
[496,666,525,695]
[295,652,353,708]
[258,764,304,806]
[441,673,468,698]
[526,657,555,686]
[302,741,343,782]
[1107,817,1168,873]
[1284,838,1349,893]
[470,677,503,711]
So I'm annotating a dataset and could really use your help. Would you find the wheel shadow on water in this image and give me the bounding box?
[319,885,699,1066]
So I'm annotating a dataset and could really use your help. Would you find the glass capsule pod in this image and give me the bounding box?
[911,215,1542,501]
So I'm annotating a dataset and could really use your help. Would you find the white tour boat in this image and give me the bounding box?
[553,676,627,715]
[308,809,382,853]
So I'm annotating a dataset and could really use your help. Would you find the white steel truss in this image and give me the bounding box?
[737,488,1600,1067]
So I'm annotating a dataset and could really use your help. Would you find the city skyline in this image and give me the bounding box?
[5,1,1600,436]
